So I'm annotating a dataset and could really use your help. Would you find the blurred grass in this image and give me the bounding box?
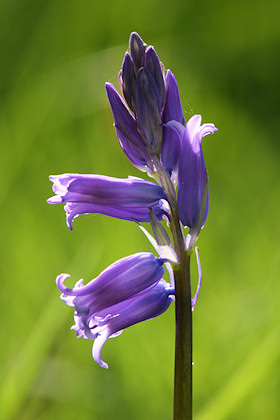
[0,0,279,419]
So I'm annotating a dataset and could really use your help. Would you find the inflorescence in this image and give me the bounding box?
[48,32,217,369]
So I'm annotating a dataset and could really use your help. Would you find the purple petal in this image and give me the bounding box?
[50,174,165,205]
[92,332,110,369]
[162,70,185,125]
[161,124,181,175]
[65,199,169,230]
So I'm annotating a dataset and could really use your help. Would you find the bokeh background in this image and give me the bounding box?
[1,0,279,419]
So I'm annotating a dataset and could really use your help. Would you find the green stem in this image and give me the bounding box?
[154,160,193,419]
[173,252,192,420]
[170,210,193,420]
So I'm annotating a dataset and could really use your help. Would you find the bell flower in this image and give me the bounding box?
[56,252,172,368]
[64,278,174,369]
[177,115,218,229]
[47,174,169,229]
[56,252,165,315]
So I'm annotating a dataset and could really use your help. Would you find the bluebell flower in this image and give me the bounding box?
[47,174,169,229]
[56,252,173,368]
[177,115,218,229]
[57,252,165,312]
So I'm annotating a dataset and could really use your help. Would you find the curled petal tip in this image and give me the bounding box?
[66,217,74,230]
[56,273,70,286]
[92,333,110,369]
[47,196,62,204]
[199,123,218,138]
[100,362,109,369]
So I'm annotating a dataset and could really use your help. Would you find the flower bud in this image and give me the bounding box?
[144,46,165,110]
[106,82,151,171]
[129,32,146,71]
[162,70,185,126]
[135,68,163,155]
[119,52,136,112]
[177,115,217,229]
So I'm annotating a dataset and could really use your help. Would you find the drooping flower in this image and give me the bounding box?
[47,174,169,229]
[56,252,165,313]
[177,115,218,229]
[70,279,173,368]
[56,252,172,368]
[48,31,217,374]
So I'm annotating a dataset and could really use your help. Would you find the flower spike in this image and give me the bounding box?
[48,32,217,385]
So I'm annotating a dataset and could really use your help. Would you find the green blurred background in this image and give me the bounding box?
[0,0,279,419]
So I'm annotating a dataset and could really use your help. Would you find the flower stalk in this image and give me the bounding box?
[169,204,193,420]
[173,251,192,420]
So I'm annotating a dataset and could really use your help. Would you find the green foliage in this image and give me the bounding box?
[0,0,279,419]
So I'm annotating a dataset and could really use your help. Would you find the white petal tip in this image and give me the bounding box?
[99,361,109,369]
[47,196,62,204]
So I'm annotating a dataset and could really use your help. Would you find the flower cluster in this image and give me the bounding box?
[48,33,217,368]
